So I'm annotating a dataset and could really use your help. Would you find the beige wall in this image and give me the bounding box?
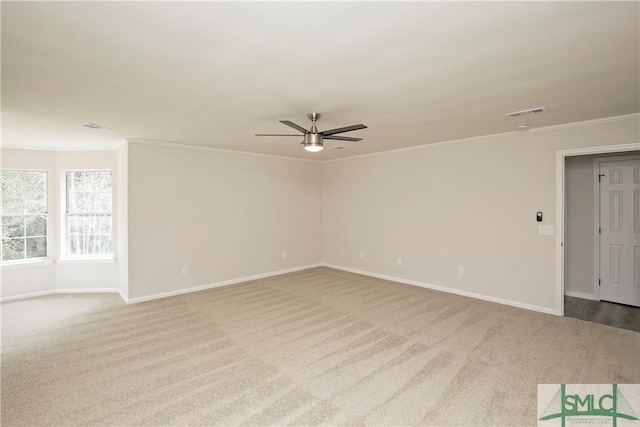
[126,142,322,300]
[1,148,120,298]
[564,156,597,298]
[3,116,638,310]
[322,116,640,313]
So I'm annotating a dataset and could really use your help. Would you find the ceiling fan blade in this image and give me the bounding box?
[279,120,308,134]
[254,134,303,137]
[320,124,367,136]
[323,135,362,142]
[326,146,347,150]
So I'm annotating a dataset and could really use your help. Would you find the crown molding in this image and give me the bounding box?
[124,139,323,163]
[3,113,637,162]
[324,113,640,164]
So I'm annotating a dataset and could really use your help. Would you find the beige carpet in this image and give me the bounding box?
[2,267,639,426]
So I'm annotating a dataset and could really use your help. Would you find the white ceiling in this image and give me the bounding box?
[2,1,639,160]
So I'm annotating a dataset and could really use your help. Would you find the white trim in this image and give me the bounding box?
[56,288,122,294]
[593,158,601,301]
[0,258,54,269]
[0,290,56,302]
[325,130,523,164]
[323,263,558,316]
[124,264,323,304]
[564,290,597,301]
[325,113,640,164]
[3,115,637,163]
[556,151,566,316]
[0,138,128,152]
[1,288,122,303]
[526,113,639,134]
[127,139,322,164]
[56,258,116,264]
[556,143,640,318]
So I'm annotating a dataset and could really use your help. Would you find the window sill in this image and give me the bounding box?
[1,258,54,270]
[57,258,116,265]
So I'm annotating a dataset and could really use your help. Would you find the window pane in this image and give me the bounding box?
[100,215,112,234]
[26,237,46,259]
[69,235,83,256]
[66,170,112,257]
[24,181,46,214]
[100,191,112,212]
[67,171,111,214]
[1,170,46,214]
[69,191,84,212]
[86,235,98,255]
[2,194,23,214]
[68,215,82,235]
[1,170,47,262]
[2,216,25,238]
[86,215,99,234]
[25,215,46,237]
[105,236,113,254]
[2,238,24,261]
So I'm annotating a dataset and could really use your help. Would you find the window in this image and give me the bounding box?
[66,170,113,258]
[1,170,48,262]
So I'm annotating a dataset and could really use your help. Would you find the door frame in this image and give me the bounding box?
[556,143,639,316]
[593,154,640,302]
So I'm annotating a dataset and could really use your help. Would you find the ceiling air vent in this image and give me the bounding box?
[506,107,545,118]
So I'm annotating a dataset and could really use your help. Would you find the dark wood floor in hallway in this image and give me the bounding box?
[564,296,640,333]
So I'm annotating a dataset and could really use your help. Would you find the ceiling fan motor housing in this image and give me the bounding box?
[304,132,323,146]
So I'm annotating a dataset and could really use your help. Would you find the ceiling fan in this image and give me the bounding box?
[255,113,367,152]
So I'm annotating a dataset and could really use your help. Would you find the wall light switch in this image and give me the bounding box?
[538,225,554,236]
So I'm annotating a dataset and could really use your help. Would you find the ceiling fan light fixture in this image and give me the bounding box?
[303,132,324,152]
[304,144,324,152]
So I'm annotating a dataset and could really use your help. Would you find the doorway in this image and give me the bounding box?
[559,145,640,329]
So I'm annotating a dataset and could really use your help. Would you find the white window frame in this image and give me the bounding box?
[63,169,114,260]
[1,169,49,265]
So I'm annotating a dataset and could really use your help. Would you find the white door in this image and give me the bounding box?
[599,157,640,307]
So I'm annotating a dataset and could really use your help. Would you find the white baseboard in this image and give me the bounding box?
[1,289,56,302]
[564,290,597,301]
[124,263,323,304]
[323,263,559,316]
[1,265,323,304]
[1,288,123,303]
[3,264,560,318]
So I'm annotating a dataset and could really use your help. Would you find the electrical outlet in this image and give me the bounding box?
[458,266,464,276]
[282,251,287,259]
[359,251,364,259]
[397,257,402,266]
[181,266,188,275]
